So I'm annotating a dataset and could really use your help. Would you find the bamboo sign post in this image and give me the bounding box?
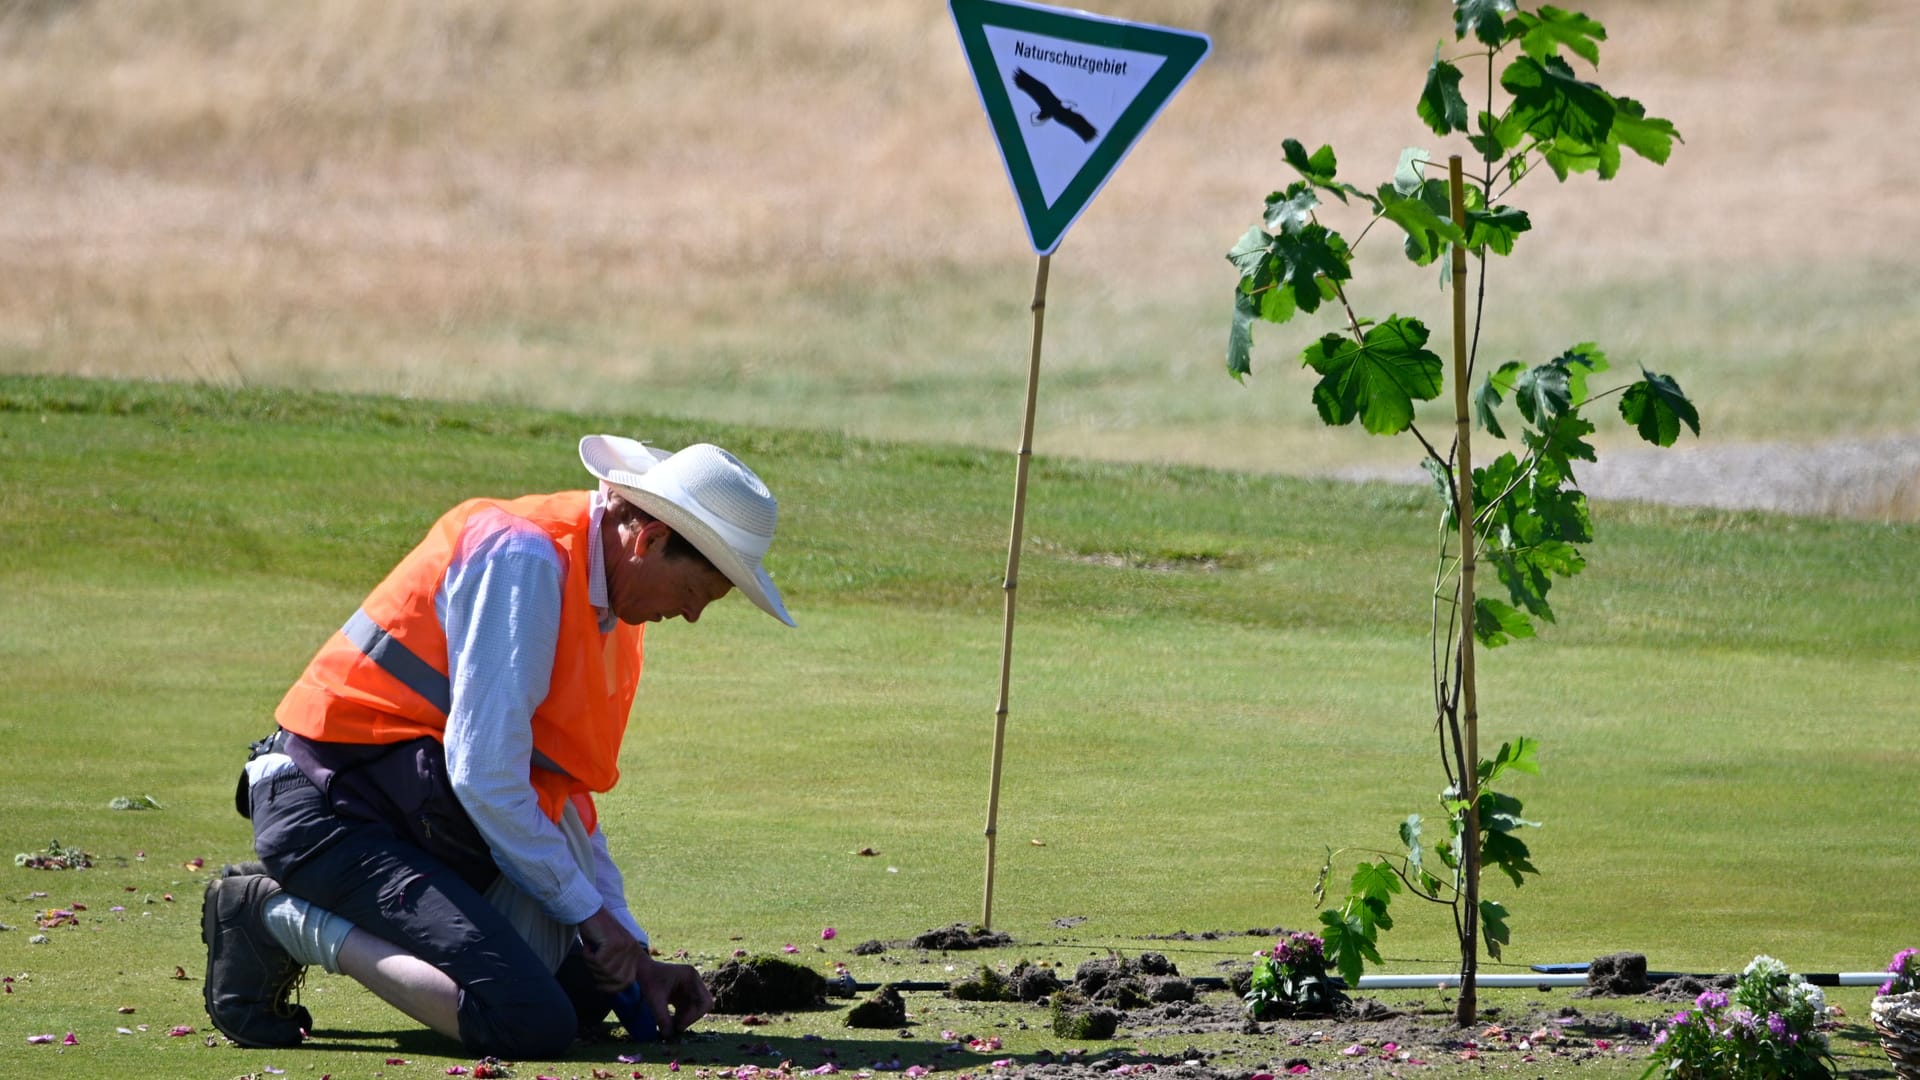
[947,0,1209,928]
[1446,154,1484,1022]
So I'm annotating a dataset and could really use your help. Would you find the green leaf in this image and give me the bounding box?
[1523,410,1598,472]
[1478,791,1542,834]
[1399,815,1425,878]
[1282,138,1338,186]
[1302,316,1445,435]
[1555,343,1610,404]
[1281,138,1369,205]
[1609,95,1681,167]
[1318,908,1379,987]
[1228,288,1258,381]
[1474,360,1525,438]
[1465,205,1530,256]
[1473,596,1535,647]
[1350,859,1403,906]
[1514,362,1571,426]
[1394,147,1432,196]
[1264,186,1320,236]
[1488,737,1543,779]
[1227,226,1273,282]
[1501,55,1615,147]
[1620,369,1701,446]
[1508,5,1606,65]
[1482,830,1539,887]
[1377,181,1467,267]
[1419,50,1470,136]
[1480,899,1512,959]
[1454,0,1515,46]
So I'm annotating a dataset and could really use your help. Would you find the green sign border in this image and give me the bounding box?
[950,0,1210,254]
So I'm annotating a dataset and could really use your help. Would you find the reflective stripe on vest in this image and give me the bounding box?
[342,608,451,716]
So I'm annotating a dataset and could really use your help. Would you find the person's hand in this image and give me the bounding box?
[630,951,714,1038]
[579,908,650,989]
[579,909,713,1037]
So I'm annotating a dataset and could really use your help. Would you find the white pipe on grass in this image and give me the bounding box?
[1350,972,1888,989]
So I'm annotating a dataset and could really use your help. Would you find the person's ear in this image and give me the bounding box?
[634,519,674,560]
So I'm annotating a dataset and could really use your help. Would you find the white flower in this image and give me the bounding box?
[1791,981,1826,1013]
[1744,955,1788,981]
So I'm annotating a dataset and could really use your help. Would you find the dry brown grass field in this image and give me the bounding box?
[3,0,1916,513]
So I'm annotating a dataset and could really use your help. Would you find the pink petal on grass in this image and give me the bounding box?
[27,1034,56,1044]
[784,944,799,954]
[1340,1044,1365,1056]
[810,1065,838,1075]
[822,928,837,940]
[167,1025,195,1037]
[63,1032,78,1045]
[1288,1067,1312,1076]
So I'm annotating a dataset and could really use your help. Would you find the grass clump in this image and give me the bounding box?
[703,955,828,1014]
[1049,991,1119,1040]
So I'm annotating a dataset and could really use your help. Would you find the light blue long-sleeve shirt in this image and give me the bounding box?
[255,489,645,942]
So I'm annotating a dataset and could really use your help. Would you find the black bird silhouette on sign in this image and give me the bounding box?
[1012,68,1098,143]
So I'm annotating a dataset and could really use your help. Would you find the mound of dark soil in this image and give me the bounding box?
[845,983,908,1028]
[703,955,828,1014]
[911,923,1014,950]
[1574,952,1650,997]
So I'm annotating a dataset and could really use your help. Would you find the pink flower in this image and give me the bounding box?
[1595,1039,1611,1051]
[990,1060,1012,1070]
[822,928,837,940]
[447,1069,469,1076]
[905,1068,929,1078]
[1288,1067,1311,1076]
[167,1025,195,1037]
[670,1062,681,1072]
[941,1031,959,1041]
[1340,1044,1365,1056]
[63,1032,78,1045]
[1380,1042,1398,1054]
[784,944,800,954]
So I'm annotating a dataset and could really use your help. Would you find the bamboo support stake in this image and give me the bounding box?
[982,252,1051,930]
[1447,156,1483,1026]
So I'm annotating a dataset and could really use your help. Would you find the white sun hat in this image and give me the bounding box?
[578,435,794,627]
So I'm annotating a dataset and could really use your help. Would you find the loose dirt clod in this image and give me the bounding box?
[852,940,887,956]
[910,923,1013,951]
[845,984,907,1028]
[1050,991,1120,1040]
[702,956,828,1014]
[949,964,1015,1002]
[1574,952,1650,997]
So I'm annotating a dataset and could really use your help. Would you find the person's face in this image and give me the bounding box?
[608,520,735,626]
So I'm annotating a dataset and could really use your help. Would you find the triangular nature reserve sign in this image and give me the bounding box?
[949,0,1210,255]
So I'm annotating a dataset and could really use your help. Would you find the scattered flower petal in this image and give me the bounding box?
[63,1032,77,1045]
[117,1027,133,1035]
[1340,1044,1365,1057]
[619,1055,641,1064]
[783,944,799,953]
[172,966,189,979]
[27,1034,55,1044]
[168,1025,195,1037]
[1288,1067,1311,1075]
[810,1065,838,1075]
[990,1060,1012,1070]
[822,928,837,940]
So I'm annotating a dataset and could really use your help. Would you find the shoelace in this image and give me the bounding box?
[269,960,307,1019]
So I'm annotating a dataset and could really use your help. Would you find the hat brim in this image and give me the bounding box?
[580,436,794,627]
[612,484,794,627]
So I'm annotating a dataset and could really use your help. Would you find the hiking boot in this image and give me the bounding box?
[221,860,268,878]
[202,873,311,1047]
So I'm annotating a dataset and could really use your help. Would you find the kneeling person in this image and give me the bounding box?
[204,436,794,1056]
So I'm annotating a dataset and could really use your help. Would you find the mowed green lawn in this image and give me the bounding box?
[1,375,1915,1078]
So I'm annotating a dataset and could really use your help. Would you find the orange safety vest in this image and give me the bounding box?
[275,491,643,833]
